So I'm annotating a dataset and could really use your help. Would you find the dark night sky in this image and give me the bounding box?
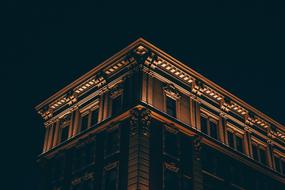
[3,0,285,189]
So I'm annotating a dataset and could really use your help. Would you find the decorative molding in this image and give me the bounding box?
[193,135,202,152]
[164,162,179,172]
[163,83,181,99]
[129,108,151,136]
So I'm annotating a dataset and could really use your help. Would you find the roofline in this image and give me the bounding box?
[35,37,284,130]
[35,37,146,110]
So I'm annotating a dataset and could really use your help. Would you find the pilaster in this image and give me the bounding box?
[192,135,203,190]
[127,108,151,190]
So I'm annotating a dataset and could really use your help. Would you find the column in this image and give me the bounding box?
[244,126,252,157]
[219,112,227,144]
[127,108,151,190]
[267,139,274,169]
[192,135,203,190]
[52,120,60,147]
[43,126,49,152]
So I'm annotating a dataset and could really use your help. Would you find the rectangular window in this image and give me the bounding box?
[61,126,69,143]
[80,114,89,132]
[91,109,99,126]
[200,116,208,134]
[227,130,244,153]
[274,156,281,173]
[236,136,244,153]
[164,169,179,190]
[112,95,122,116]
[227,131,235,149]
[164,128,179,157]
[166,96,176,117]
[209,120,218,140]
[103,166,118,190]
[252,144,259,161]
[105,129,120,157]
[252,142,267,165]
[200,114,219,140]
[259,148,267,165]
[281,160,285,175]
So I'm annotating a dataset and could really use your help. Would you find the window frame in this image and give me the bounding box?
[163,83,181,119]
[79,102,100,133]
[163,162,180,190]
[273,151,285,174]
[226,125,245,154]
[104,125,121,158]
[109,87,124,117]
[59,114,71,143]
[251,138,268,166]
[163,126,180,160]
[102,162,120,190]
[200,110,219,140]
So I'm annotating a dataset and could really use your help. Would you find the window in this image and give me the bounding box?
[273,155,285,174]
[79,105,99,133]
[282,160,285,175]
[209,120,218,139]
[80,114,89,132]
[105,128,120,157]
[61,126,69,143]
[227,130,244,153]
[112,95,122,116]
[274,156,281,173]
[73,141,96,171]
[202,147,224,178]
[166,96,177,117]
[201,115,208,134]
[103,164,118,190]
[164,168,179,190]
[200,114,219,140]
[164,128,179,157]
[251,142,267,165]
[59,116,70,143]
[91,109,99,126]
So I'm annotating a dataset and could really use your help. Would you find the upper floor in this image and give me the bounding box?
[36,38,285,178]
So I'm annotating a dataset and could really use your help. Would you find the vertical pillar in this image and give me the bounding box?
[142,71,147,103]
[267,140,274,169]
[128,108,151,190]
[219,112,227,144]
[147,73,153,106]
[189,95,196,128]
[43,126,49,152]
[72,108,80,136]
[98,93,104,123]
[52,120,60,147]
[47,124,54,150]
[103,93,109,120]
[192,135,203,190]
[244,126,252,157]
[195,101,201,131]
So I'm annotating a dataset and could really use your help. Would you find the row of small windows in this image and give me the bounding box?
[51,128,120,190]
[164,90,285,176]
[46,94,123,149]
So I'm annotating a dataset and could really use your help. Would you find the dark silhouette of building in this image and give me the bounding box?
[36,38,285,190]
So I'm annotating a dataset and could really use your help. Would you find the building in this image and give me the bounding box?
[36,38,285,190]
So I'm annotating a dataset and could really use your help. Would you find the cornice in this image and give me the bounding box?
[35,38,285,140]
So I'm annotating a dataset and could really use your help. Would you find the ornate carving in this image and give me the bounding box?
[38,106,53,120]
[110,83,124,98]
[244,125,252,134]
[163,83,181,99]
[129,108,151,136]
[141,108,151,136]
[193,135,202,152]
[165,162,179,172]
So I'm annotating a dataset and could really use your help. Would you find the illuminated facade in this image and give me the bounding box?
[36,38,285,190]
